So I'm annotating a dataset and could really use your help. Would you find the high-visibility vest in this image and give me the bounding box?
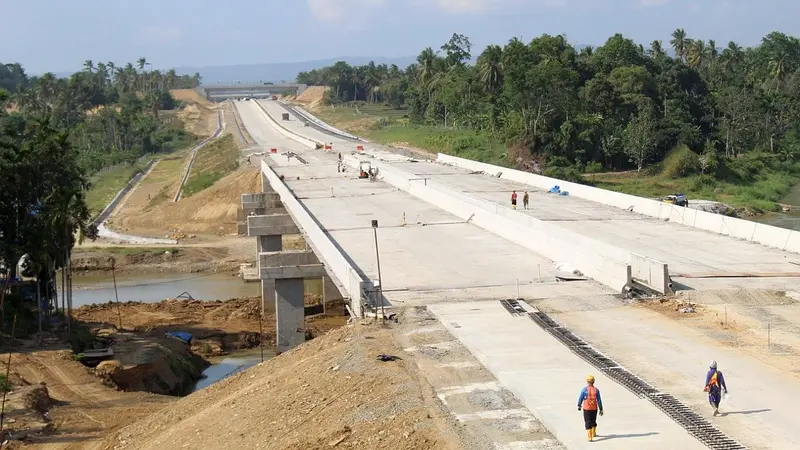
[582,386,598,410]
[706,371,719,392]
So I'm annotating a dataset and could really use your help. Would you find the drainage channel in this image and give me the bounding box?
[500,301,747,450]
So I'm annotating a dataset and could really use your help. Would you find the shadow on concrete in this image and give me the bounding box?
[670,280,695,292]
[595,431,659,441]
[722,408,771,416]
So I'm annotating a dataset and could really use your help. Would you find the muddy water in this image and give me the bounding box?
[72,272,261,308]
[757,184,800,231]
[191,348,275,392]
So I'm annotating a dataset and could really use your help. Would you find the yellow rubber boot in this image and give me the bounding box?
[587,429,593,441]
[592,426,597,438]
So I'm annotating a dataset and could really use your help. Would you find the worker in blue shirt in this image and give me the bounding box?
[577,374,604,441]
[704,360,728,416]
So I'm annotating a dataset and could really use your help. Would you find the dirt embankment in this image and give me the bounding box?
[70,245,242,275]
[104,323,463,450]
[73,296,348,358]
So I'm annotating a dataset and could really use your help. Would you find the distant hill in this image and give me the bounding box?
[177,56,417,85]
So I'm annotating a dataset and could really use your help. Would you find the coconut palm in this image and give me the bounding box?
[649,40,665,58]
[720,41,744,75]
[687,40,708,69]
[477,45,504,96]
[670,28,688,63]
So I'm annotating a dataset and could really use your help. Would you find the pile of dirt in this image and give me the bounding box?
[177,103,218,137]
[108,334,208,396]
[170,89,211,107]
[105,324,462,450]
[112,168,261,236]
[22,383,53,416]
[74,297,348,355]
[295,85,327,110]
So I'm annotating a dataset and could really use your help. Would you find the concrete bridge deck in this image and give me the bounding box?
[236,100,607,306]
[258,99,800,293]
[234,99,732,449]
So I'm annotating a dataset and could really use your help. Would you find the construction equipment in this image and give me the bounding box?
[271,95,278,100]
[358,161,379,180]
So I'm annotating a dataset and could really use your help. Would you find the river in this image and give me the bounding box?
[191,348,276,393]
[71,272,261,308]
[756,184,800,231]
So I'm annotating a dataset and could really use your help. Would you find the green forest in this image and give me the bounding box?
[297,30,800,211]
[0,59,201,334]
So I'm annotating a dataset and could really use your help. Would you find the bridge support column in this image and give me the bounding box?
[275,278,305,353]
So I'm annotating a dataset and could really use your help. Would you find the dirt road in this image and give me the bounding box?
[6,349,171,449]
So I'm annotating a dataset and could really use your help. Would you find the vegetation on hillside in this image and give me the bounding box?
[0,58,202,334]
[298,30,800,210]
[183,134,240,197]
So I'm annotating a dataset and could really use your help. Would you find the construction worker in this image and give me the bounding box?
[577,374,603,441]
[511,190,518,210]
[704,360,728,416]
[523,191,529,209]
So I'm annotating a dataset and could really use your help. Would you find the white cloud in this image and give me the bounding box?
[434,0,565,14]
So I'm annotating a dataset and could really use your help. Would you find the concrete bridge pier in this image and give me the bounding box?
[243,190,327,353]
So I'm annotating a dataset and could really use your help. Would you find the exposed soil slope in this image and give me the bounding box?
[105,324,464,450]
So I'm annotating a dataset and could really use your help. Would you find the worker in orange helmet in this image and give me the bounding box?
[577,374,604,441]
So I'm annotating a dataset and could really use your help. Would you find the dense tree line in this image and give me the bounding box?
[0,59,202,333]
[1,59,202,172]
[297,30,800,175]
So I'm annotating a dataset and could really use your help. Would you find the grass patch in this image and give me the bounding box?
[315,103,408,124]
[182,134,239,197]
[85,161,150,214]
[363,125,509,166]
[595,169,800,212]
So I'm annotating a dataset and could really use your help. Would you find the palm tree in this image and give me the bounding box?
[768,53,788,91]
[670,28,688,63]
[720,41,744,75]
[687,39,707,69]
[477,45,504,96]
[416,47,438,88]
[83,60,94,73]
[649,40,665,58]
[137,58,147,91]
[707,39,719,66]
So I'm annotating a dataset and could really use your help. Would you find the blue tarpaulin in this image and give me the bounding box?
[166,331,193,344]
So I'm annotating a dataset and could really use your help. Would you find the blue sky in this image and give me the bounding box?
[1,0,797,74]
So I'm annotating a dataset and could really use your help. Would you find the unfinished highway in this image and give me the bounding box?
[234,98,798,449]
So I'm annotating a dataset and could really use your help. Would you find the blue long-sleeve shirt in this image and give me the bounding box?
[577,386,603,410]
[705,369,727,392]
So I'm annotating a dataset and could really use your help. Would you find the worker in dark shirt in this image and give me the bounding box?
[704,360,728,416]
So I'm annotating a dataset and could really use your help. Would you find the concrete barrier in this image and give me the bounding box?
[631,253,671,295]
[280,101,365,141]
[437,153,800,255]
[259,160,365,316]
[342,157,635,292]
[251,101,321,149]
